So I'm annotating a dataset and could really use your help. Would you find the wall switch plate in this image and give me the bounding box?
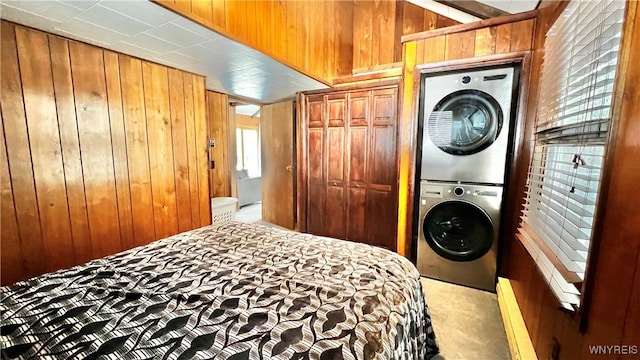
[209,138,216,147]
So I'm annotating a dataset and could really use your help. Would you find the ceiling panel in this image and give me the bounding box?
[0,0,327,103]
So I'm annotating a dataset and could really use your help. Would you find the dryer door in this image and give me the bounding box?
[423,200,494,262]
[427,89,503,155]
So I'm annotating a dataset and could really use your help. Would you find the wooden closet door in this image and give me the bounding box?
[306,96,325,235]
[366,88,398,250]
[346,91,369,243]
[325,94,347,239]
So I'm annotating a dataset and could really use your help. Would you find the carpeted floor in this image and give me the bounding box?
[421,277,511,360]
[235,202,262,223]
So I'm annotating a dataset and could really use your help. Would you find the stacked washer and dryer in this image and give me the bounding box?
[416,65,519,292]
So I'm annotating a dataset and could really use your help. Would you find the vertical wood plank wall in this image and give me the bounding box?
[397,18,535,259]
[154,0,457,83]
[504,2,640,359]
[0,21,210,286]
[353,0,458,70]
[206,91,230,198]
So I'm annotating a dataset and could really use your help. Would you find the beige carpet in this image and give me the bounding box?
[421,277,511,360]
[235,202,262,223]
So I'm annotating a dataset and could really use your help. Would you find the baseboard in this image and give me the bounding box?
[497,277,537,360]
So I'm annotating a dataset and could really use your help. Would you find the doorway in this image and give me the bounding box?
[232,102,263,223]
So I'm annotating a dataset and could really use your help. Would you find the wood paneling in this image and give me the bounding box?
[353,0,459,70]
[155,0,456,83]
[155,0,351,83]
[397,17,535,258]
[18,26,76,271]
[206,91,230,198]
[0,21,209,285]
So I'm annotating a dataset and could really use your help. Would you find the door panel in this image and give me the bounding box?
[261,101,295,229]
[308,98,324,128]
[348,127,367,184]
[307,182,325,235]
[350,91,369,127]
[327,127,345,183]
[366,189,397,251]
[308,129,324,182]
[347,187,366,242]
[326,185,346,239]
[372,88,397,125]
[370,124,396,188]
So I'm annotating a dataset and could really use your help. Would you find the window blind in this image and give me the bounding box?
[517,0,625,311]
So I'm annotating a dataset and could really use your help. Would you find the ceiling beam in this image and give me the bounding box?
[435,0,510,19]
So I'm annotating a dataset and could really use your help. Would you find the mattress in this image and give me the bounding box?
[1,222,438,359]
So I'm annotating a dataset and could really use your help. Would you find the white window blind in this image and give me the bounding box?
[517,0,625,311]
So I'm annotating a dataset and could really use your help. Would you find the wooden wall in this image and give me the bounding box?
[154,0,457,83]
[0,21,210,286]
[396,16,535,258]
[505,1,640,358]
[352,0,458,71]
[155,0,354,83]
[206,90,231,198]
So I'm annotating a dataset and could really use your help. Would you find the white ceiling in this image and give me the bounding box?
[477,0,538,14]
[236,104,260,117]
[409,0,538,23]
[0,0,328,103]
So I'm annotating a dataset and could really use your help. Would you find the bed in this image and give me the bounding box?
[1,222,438,359]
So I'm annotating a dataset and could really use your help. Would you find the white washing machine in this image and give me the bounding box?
[417,181,502,291]
[420,65,517,185]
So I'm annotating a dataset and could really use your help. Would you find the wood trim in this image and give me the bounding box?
[302,81,401,96]
[352,62,403,75]
[296,92,308,233]
[401,10,538,43]
[497,277,538,360]
[332,71,402,86]
[415,50,532,72]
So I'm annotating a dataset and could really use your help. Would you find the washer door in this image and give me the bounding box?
[427,89,503,155]
[423,200,494,262]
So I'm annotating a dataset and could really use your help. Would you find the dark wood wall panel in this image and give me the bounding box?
[206,91,230,198]
[0,21,210,286]
[353,0,460,71]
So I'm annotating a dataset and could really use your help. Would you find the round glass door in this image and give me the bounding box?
[423,201,494,262]
[427,90,503,155]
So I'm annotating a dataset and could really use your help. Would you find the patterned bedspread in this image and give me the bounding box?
[1,222,438,359]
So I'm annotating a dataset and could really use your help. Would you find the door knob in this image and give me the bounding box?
[286,165,294,172]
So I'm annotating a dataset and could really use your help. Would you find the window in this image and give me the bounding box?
[517,0,625,311]
[236,127,261,178]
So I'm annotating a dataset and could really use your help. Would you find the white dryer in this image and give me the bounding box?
[417,181,502,291]
[420,65,517,185]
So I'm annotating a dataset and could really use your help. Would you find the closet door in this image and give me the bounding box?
[346,91,369,243]
[325,94,347,239]
[366,88,398,250]
[306,96,325,235]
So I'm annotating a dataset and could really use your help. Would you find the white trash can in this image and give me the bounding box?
[211,197,238,225]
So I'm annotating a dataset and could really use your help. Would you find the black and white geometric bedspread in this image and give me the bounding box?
[1,221,438,359]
